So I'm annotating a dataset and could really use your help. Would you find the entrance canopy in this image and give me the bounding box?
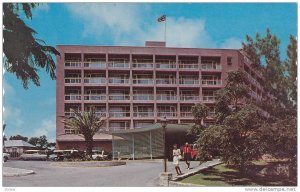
[111,123,193,160]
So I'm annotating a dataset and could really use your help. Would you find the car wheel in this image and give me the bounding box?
[4,156,8,162]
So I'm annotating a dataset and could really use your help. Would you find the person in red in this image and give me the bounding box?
[183,142,192,169]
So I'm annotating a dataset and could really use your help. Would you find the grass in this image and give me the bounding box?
[181,162,296,186]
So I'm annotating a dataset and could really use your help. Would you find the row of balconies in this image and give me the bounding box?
[64,111,216,118]
[65,77,222,86]
[65,60,222,70]
[64,94,216,102]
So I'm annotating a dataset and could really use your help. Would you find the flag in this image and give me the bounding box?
[157,15,166,22]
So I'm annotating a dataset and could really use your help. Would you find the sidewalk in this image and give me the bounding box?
[169,159,221,181]
[3,167,35,177]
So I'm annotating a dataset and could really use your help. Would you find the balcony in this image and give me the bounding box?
[179,63,199,69]
[84,61,106,68]
[202,80,222,86]
[65,111,76,117]
[133,95,154,100]
[156,95,177,101]
[201,63,221,71]
[65,95,81,101]
[84,78,106,84]
[180,112,193,118]
[109,95,130,100]
[84,94,106,101]
[156,79,176,85]
[132,62,154,69]
[133,79,154,85]
[156,61,176,69]
[133,112,154,118]
[65,78,81,84]
[157,112,177,118]
[109,112,130,118]
[179,79,199,85]
[180,95,200,101]
[107,61,129,68]
[108,78,130,84]
[65,61,81,68]
[203,96,216,102]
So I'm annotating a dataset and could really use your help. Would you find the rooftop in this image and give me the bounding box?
[4,140,36,148]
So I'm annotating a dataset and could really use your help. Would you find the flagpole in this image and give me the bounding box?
[164,17,167,45]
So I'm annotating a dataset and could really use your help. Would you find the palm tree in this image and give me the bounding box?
[3,3,60,89]
[63,107,107,158]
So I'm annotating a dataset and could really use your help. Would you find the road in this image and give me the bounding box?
[3,160,170,187]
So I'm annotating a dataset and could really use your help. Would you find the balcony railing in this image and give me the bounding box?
[65,95,81,100]
[180,95,199,101]
[65,111,76,117]
[156,61,176,69]
[84,78,106,84]
[109,112,130,117]
[132,63,154,69]
[201,63,222,71]
[202,80,222,86]
[107,61,129,68]
[84,95,106,101]
[133,79,154,84]
[133,95,154,100]
[65,78,81,84]
[180,112,193,118]
[156,95,177,101]
[65,61,81,68]
[179,79,199,85]
[133,112,154,117]
[65,129,76,134]
[179,63,199,69]
[84,61,106,68]
[109,95,130,100]
[156,79,176,84]
[157,112,177,117]
[203,96,216,102]
[108,78,130,84]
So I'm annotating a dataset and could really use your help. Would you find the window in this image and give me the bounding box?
[227,57,232,65]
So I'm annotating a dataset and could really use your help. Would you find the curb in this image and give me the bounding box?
[169,181,204,187]
[3,167,35,177]
[51,161,126,167]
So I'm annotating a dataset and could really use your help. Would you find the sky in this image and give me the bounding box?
[3,3,297,142]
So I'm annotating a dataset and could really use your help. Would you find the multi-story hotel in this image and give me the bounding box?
[56,41,265,150]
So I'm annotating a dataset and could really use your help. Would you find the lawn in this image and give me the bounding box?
[181,163,296,186]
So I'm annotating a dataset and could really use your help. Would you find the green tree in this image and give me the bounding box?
[64,107,106,158]
[9,134,28,142]
[284,35,297,107]
[38,135,49,149]
[28,137,39,146]
[188,104,209,137]
[3,3,60,89]
[196,71,264,173]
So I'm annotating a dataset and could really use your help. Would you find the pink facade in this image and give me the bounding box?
[56,42,265,150]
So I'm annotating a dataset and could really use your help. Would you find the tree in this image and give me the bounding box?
[284,35,297,108]
[9,134,28,142]
[3,3,60,89]
[195,71,265,173]
[188,104,209,137]
[28,137,39,147]
[64,107,106,158]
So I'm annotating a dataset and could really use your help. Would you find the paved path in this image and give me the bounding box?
[3,159,220,187]
[3,167,35,177]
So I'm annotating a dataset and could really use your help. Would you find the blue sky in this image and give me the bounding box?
[3,3,297,142]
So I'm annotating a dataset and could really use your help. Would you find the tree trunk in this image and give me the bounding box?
[85,136,94,159]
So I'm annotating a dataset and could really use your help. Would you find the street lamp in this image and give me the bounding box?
[161,116,168,172]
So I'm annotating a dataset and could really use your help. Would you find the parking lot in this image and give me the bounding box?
[3,160,168,187]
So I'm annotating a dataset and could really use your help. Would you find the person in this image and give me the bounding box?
[183,142,192,169]
[173,144,182,175]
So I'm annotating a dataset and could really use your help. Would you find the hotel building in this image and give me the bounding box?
[56,41,265,150]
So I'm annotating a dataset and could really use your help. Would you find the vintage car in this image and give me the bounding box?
[3,153,10,162]
[20,150,47,161]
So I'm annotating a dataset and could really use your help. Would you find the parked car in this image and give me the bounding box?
[3,153,10,162]
[20,150,47,161]
[92,150,108,161]
[191,144,199,160]
[52,149,85,161]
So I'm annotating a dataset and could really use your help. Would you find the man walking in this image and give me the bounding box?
[183,142,192,169]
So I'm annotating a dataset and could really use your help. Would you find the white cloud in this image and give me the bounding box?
[219,37,242,49]
[3,106,24,128]
[35,3,49,12]
[33,117,56,142]
[66,3,219,48]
